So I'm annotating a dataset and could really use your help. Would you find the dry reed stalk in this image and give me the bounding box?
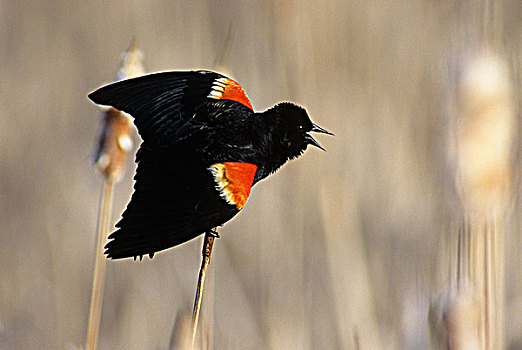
[442,51,515,350]
[86,178,114,350]
[430,289,482,350]
[86,39,144,350]
[190,232,215,348]
[168,309,194,350]
[185,34,234,349]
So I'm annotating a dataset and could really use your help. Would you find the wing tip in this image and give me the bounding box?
[87,89,100,104]
[88,86,111,106]
[104,244,155,261]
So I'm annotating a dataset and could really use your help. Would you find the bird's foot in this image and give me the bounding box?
[208,229,220,238]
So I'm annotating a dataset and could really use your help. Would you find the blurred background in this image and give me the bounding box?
[1,0,521,349]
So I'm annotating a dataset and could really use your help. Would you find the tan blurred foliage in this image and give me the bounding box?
[0,0,521,349]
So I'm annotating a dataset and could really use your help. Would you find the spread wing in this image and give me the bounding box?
[106,145,258,259]
[106,146,240,259]
[88,70,253,148]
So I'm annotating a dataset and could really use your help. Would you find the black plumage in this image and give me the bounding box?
[88,70,332,259]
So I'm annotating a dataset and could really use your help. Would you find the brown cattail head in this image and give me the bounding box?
[454,52,516,217]
[93,39,145,181]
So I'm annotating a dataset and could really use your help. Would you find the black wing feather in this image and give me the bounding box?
[105,146,239,259]
[88,70,225,147]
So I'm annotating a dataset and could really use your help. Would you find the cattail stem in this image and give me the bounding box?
[440,52,513,350]
[190,232,216,348]
[86,40,144,349]
[86,178,114,350]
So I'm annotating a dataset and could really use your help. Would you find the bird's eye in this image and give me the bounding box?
[297,125,304,131]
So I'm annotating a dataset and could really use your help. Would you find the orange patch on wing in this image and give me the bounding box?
[208,78,253,110]
[209,162,257,210]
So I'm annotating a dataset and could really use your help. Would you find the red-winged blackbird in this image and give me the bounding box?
[89,70,333,260]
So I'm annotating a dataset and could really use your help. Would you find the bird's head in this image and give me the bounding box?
[269,102,333,160]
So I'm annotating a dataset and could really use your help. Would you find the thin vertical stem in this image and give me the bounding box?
[190,232,215,348]
[86,178,114,350]
[86,39,143,349]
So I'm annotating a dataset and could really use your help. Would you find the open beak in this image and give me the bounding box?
[311,123,334,136]
[306,123,334,151]
[305,134,325,151]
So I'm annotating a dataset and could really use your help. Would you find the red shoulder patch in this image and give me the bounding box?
[208,162,257,210]
[207,77,253,110]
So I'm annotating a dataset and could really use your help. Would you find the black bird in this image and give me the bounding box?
[88,70,333,260]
